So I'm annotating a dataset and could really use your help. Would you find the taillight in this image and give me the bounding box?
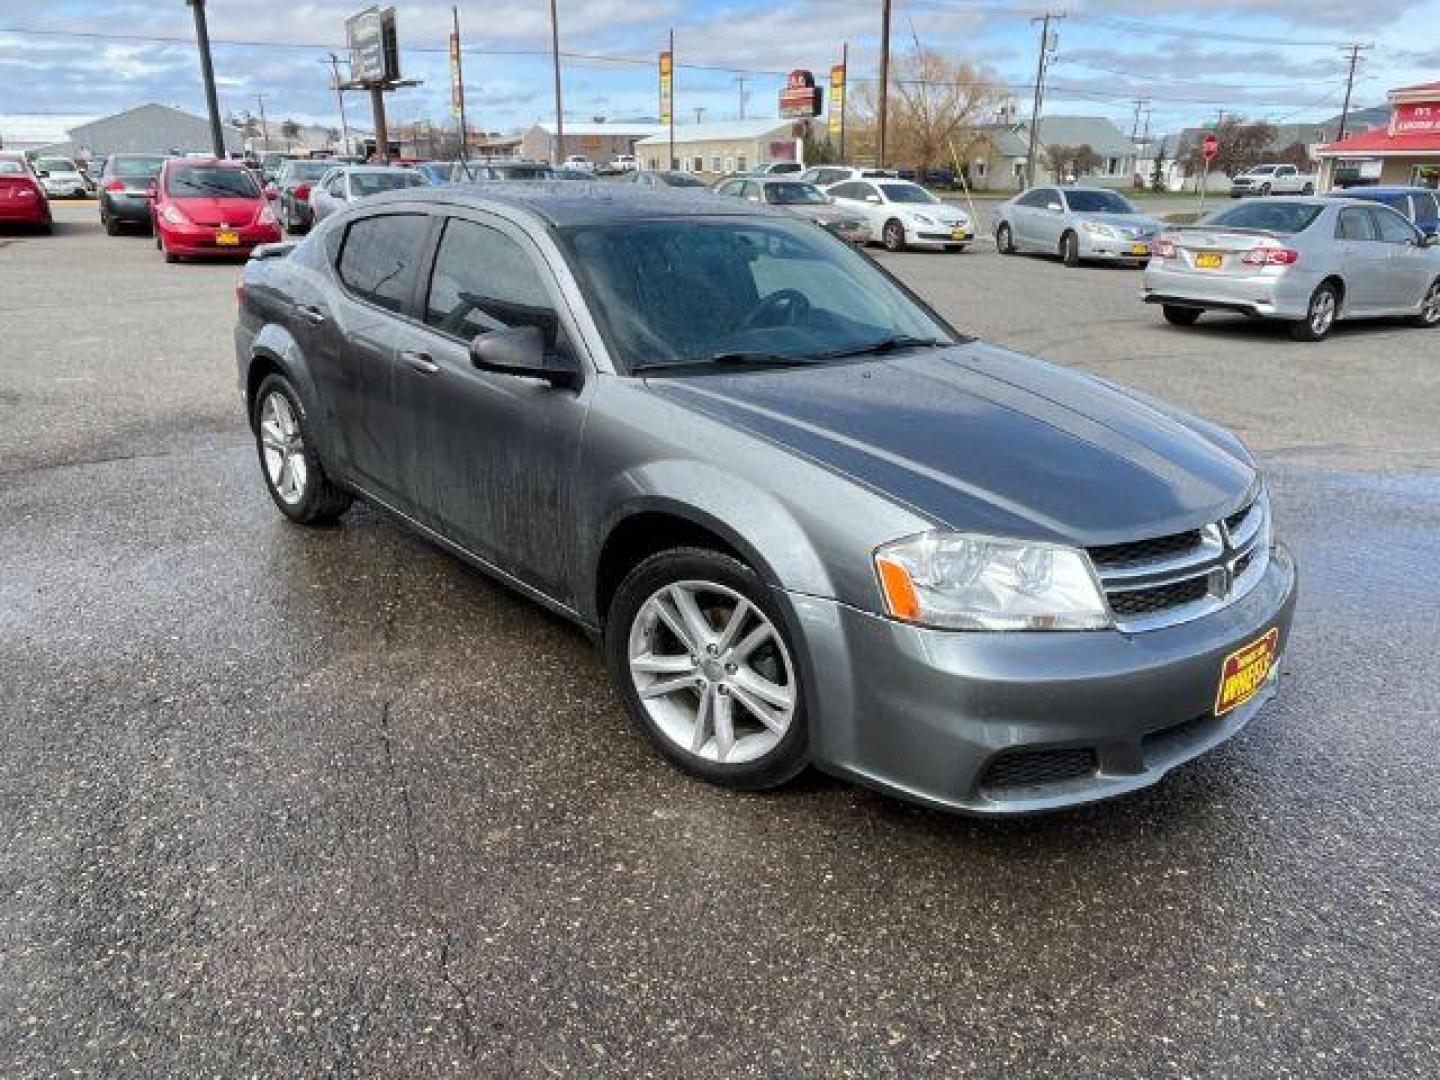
[1154,237,1177,259]
[257,203,278,226]
[293,184,310,200]
[1241,248,1299,266]
[104,179,126,192]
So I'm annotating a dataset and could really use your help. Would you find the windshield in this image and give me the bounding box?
[114,156,166,179]
[167,166,259,199]
[349,170,428,196]
[0,160,26,176]
[878,183,939,204]
[561,217,955,373]
[37,158,76,172]
[660,173,707,187]
[1201,202,1323,234]
[285,161,335,183]
[494,165,553,180]
[1065,189,1135,214]
[765,182,829,205]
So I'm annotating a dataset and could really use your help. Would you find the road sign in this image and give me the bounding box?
[779,70,822,120]
[659,51,673,126]
[1203,133,1219,161]
[346,6,399,88]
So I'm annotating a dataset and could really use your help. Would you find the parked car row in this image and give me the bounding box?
[0,154,53,232]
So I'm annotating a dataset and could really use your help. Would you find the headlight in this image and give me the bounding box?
[873,532,1110,630]
[910,212,935,225]
[1080,220,1118,238]
[161,204,190,225]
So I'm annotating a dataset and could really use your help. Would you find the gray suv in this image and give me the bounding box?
[235,185,1297,815]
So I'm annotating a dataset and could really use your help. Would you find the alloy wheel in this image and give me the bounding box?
[1310,289,1337,336]
[883,220,905,252]
[626,580,797,765]
[1422,280,1440,325]
[258,391,309,506]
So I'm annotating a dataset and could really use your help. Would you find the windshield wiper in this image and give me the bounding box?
[632,351,824,375]
[815,335,947,360]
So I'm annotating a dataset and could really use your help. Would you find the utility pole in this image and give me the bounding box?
[185,1,226,158]
[877,0,892,167]
[452,6,469,162]
[838,40,848,161]
[549,0,564,165]
[1336,43,1372,141]
[693,107,706,124]
[256,93,270,153]
[735,75,749,120]
[1025,12,1064,188]
[327,54,350,156]
[1129,96,1149,182]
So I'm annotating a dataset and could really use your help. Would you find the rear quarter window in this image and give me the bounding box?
[336,214,432,314]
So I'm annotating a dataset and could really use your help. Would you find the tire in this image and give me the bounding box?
[604,547,809,791]
[1301,182,1314,195]
[996,221,1016,254]
[948,244,967,254]
[252,374,352,524]
[1163,305,1202,326]
[1290,282,1340,342]
[1061,231,1080,267]
[882,218,907,252]
[1259,183,1272,197]
[101,207,119,236]
[1411,278,1440,328]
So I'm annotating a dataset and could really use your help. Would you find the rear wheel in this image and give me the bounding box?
[1301,182,1315,195]
[1411,278,1440,328]
[1290,282,1339,341]
[996,222,1016,254]
[101,207,119,236]
[1259,182,1272,197]
[1061,231,1080,267]
[253,374,352,524]
[604,548,809,791]
[1162,305,1202,326]
[882,218,907,252]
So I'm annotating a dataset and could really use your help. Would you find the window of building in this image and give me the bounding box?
[974,160,987,179]
[711,155,722,174]
[337,214,431,314]
[724,156,735,174]
[693,156,704,172]
[736,154,748,172]
[1013,160,1025,179]
[1107,157,1120,174]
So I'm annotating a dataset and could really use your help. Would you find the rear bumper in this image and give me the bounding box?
[790,544,1298,815]
[102,192,154,222]
[0,200,51,225]
[1142,263,1319,320]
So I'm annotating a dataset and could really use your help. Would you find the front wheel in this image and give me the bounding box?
[882,218,907,252]
[1411,278,1440,328]
[253,374,352,524]
[1259,183,1272,197]
[1290,282,1339,341]
[1301,182,1314,195]
[1163,305,1202,326]
[604,548,809,790]
[1061,231,1080,267]
[996,222,1016,254]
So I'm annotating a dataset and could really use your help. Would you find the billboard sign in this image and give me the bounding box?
[827,64,846,136]
[1391,102,1440,137]
[659,51,673,126]
[347,6,399,87]
[779,69,822,120]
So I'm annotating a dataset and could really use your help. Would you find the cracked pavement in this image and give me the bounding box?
[1,203,1437,1078]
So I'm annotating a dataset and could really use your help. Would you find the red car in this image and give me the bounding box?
[0,154,53,232]
[151,158,280,261]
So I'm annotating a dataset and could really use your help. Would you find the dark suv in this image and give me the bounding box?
[96,153,168,235]
[235,186,1296,815]
[274,159,339,234]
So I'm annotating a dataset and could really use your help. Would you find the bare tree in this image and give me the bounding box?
[1043,143,1102,181]
[1271,140,1315,171]
[1183,117,1276,178]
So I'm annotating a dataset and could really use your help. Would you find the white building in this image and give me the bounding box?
[519,121,664,165]
[0,114,99,155]
[636,118,804,176]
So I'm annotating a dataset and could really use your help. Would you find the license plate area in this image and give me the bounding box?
[216,230,240,246]
[1130,243,1150,257]
[1214,627,1279,716]
[1194,251,1224,270]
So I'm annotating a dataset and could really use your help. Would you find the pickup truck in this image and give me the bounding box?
[1230,163,1317,198]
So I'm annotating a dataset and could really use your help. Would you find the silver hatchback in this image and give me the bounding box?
[1143,197,1440,341]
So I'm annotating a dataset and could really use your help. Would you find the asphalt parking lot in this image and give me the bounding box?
[3,200,1438,1078]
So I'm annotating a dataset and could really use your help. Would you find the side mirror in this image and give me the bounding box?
[470,326,576,387]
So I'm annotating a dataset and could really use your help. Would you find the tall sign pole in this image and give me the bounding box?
[185,1,226,158]
[328,53,351,156]
[668,29,676,171]
[877,0,892,167]
[659,44,674,168]
[549,0,564,165]
[830,45,848,161]
[451,7,468,162]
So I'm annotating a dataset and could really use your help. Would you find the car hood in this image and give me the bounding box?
[173,196,262,226]
[645,343,1255,545]
[783,204,859,225]
[893,203,969,222]
[1075,211,1162,234]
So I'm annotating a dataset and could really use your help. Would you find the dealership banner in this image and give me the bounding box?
[828,65,846,135]
[1391,102,1440,136]
[449,33,463,118]
[659,51,673,126]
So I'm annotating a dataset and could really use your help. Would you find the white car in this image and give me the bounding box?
[308,166,430,224]
[1230,164,1317,198]
[610,154,637,172]
[563,155,596,173]
[797,165,899,188]
[33,156,91,199]
[826,178,974,252]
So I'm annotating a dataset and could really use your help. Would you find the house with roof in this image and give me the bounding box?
[1317,81,1440,191]
[519,120,665,165]
[965,115,1137,191]
[635,118,804,175]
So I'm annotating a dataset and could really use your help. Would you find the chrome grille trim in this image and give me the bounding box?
[1090,491,1270,633]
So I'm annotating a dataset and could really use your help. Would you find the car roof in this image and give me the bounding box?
[1326,186,1435,196]
[359,182,776,227]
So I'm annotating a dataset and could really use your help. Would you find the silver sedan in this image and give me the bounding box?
[1143,196,1440,341]
[995,186,1162,266]
[309,166,429,224]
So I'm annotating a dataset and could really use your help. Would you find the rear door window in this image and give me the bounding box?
[1336,207,1376,241]
[1370,206,1419,244]
[337,214,431,314]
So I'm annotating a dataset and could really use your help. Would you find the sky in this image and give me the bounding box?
[2,0,1439,143]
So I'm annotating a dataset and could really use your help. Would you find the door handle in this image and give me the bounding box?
[294,303,326,325]
[399,350,440,375]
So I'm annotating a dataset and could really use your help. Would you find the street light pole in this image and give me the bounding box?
[185,0,226,158]
[549,0,564,165]
[328,53,351,156]
[877,0,892,167]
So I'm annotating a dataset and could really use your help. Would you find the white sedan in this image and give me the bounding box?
[826,178,974,252]
[309,166,430,224]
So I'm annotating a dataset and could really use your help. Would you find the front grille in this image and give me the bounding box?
[980,748,1098,791]
[1089,529,1203,569]
[1108,576,1211,617]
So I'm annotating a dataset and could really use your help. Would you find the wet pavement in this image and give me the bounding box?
[2,204,1437,1078]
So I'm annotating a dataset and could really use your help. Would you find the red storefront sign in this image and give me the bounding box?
[1391,103,1440,137]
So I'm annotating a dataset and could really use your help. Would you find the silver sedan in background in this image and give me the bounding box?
[995,186,1162,267]
[1143,197,1440,341]
[712,176,869,243]
[309,166,430,224]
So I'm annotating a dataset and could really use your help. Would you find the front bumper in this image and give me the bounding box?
[910,222,974,247]
[1079,232,1154,261]
[159,220,282,256]
[1142,263,1318,320]
[789,543,1297,815]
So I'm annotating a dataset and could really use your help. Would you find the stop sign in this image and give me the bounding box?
[1203,134,1219,160]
